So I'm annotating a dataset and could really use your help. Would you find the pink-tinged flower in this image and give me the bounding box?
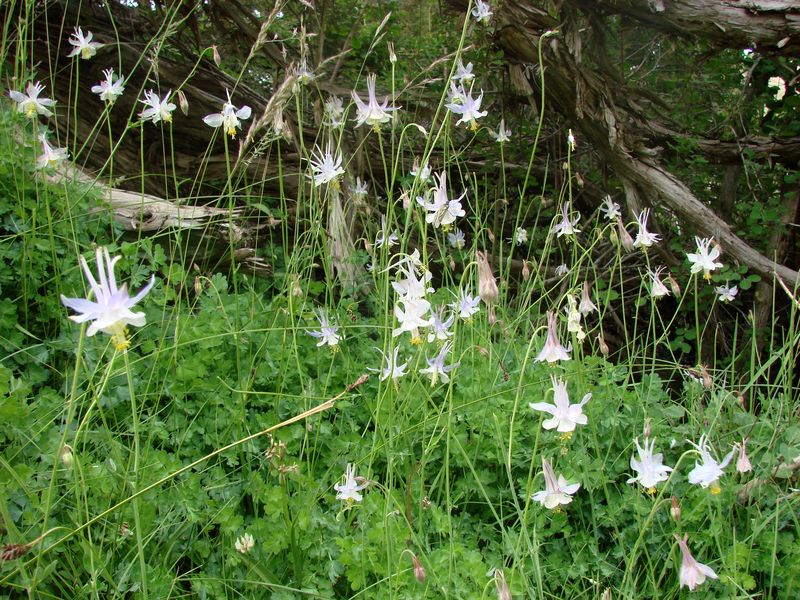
[531,457,580,509]
[649,266,671,299]
[61,248,155,348]
[494,569,511,600]
[351,73,397,129]
[579,281,597,315]
[419,341,459,386]
[687,434,735,492]
[91,68,125,104]
[9,82,56,118]
[687,237,723,280]
[551,204,581,237]
[67,27,103,59]
[627,437,673,490]
[675,534,718,591]
[600,196,621,221]
[535,311,571,363]
[529,375,590,432]
[736,438,752,473]
[471,0,493,22]
[334,463,368,503]
[36,134,68,170]
[633,209,660,249]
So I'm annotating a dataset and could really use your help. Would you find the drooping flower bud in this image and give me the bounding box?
[736,438,752,473]
[617,219,634,253]
[476,250,499,305]
[411,553,425,583]
[495,569,512,600]
[597,333,609,357]
[521,260,531,281]
[670,495,681,522]
[60,444,74,469]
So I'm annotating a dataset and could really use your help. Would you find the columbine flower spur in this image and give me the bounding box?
[335,463,368,503]
[61,248,155,350]
[203,90,252,138]
[9,82,56,119]
[532,457,580,509]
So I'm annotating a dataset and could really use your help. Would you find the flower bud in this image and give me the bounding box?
[60,444,74,469]
[176,89,189,116]
[597,333,609,357]
[476,250,499,305]
[495,569,512,600]
[643,417,651,439]
[737,438,752,473]
[388,42,397,64]
[667,275,681,297]
[411,553,425,583]
[194,276,203,296]
[212,45,221,66]
[617,219,634,253]
[521,260,531,281]
[670,495,681,522]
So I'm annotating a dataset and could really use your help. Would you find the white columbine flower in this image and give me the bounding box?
[451,288,481,320]
[555,264,569,277]
[416,172,466,228]
[419,341,459,386]
[352,177,369,201]
[564,294,586,341]
[308,144,345,187]
[202,90,252,138]
[529,375,590,433]
[532,457,580,509]
[60,247,155,349]
[139,90,176,124]
[234,533,255,554]
[579,281,597,315]
[715,283,738,302]
[767,76,786,101]
[9,82,56,118]
[512,227,528,245]
[324,95,345,127]
[427,307,455,342]
[334,463,368,503]
[370,347,409,381]
[36,134,68,170]
[410,158,432,182]
[492,119,511,143]
[600,195,621,221]
[67,27,103,59]
[91,69,125,104]
[551,204,581,237]
[375,215,399,249]
[627,437,673,491]
[393,296,432,343]
[448,228,466,249]
[633,209,660,249]
[308,310,341,348]
[454,59,475,83]
[650,266,671,299]
[687,237,723,280]
[445,84,488,130]
[351,73,397,129]
[567,129,576,152]
[535,311,571,363]
[292,59,315,88]
[675,534,718,591]
[687,434,735,492]
[471,0,493,22]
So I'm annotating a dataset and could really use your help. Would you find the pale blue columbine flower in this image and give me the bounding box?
[370,347,409,381]
[454,59,474,83]
[202,90,252,138]
[416,172,466,228]
[687,237,723,280]
[67,27,103,59]
[451,288,480,320]
[351,73,397,129]
[715,283,738,302]
[532,457,580,509]
[9,82,56,118]
[334,463,368,503]
[627,437,673,491]
[600,195,621,221]
[633,209,660,249]
[308,310,341,348]
[60,247,155,349]
[308,143,345,187]
[419,341,459,385]
[392,258,434,300]
[448,228,466,249]
[535,311,571,363]
[491,119,511,143]
[427,307,455,342]
[529,375,590,433]
[139,90,176,124]
[686,434,735,493]
[550,204,581,237]
[471,0,493,22]
[446,83,488,130]
[91,68,125,104]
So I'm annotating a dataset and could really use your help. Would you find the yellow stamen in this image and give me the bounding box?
[411,336,423,346]
[646,486,657,495]
[559,431,573,442]
[710,484,721,495]
[703,271,712,282]
[26,104,37,118]
[112,331,130,352]
[470,120,479,132]
[227,127,237,138]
